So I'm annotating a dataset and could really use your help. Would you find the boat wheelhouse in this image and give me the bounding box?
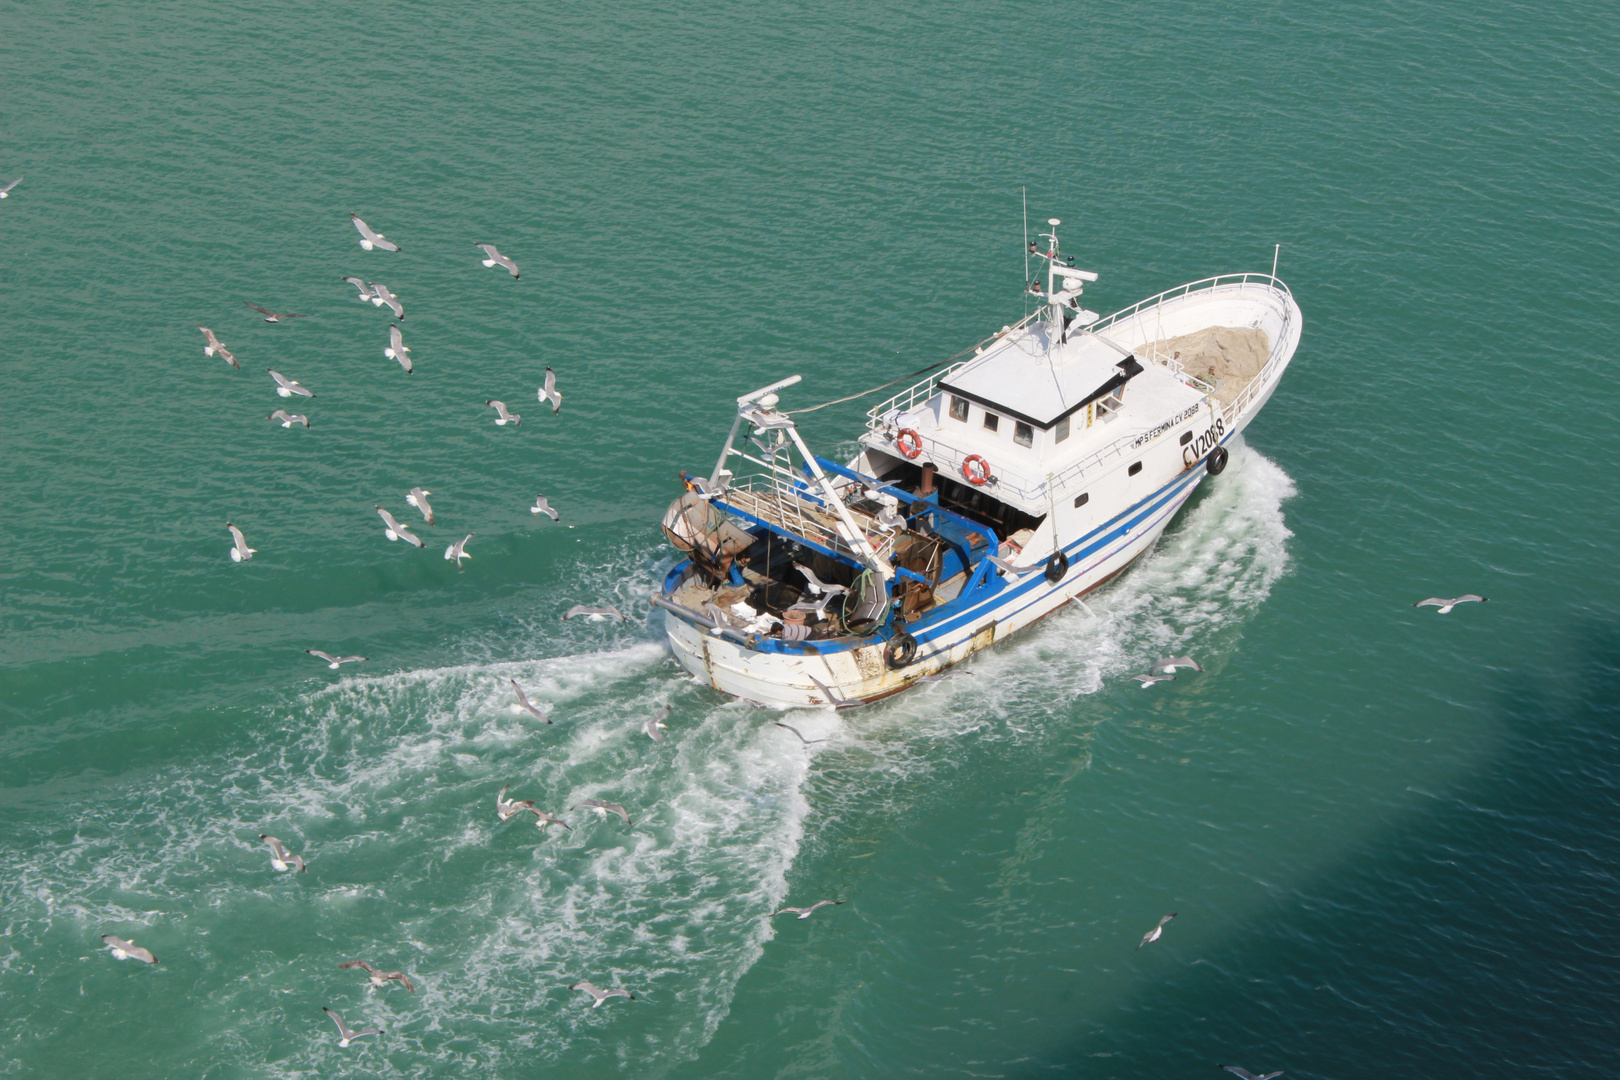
[653,221,1301,708]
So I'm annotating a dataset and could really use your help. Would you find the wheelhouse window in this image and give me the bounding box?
[1094,388,1124,421]
[982,412,1000,433]
[949,395,969,422]
[1013,421,1033,448]
[1054,416,1070,443]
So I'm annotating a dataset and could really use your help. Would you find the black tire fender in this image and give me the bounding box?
[884,631,918,670]
[1205,445,1229,476]
[1045,550,1070,584]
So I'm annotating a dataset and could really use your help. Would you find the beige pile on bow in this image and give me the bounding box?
[1133,326,1271,408]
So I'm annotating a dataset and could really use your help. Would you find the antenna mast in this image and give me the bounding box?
[1272,243,1281,280]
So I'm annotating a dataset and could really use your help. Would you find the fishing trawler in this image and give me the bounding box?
[653,220,1301,707]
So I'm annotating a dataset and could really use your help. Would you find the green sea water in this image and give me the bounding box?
[3,2,1618,1077]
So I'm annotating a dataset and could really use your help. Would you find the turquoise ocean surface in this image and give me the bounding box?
[3,2,1617,1076]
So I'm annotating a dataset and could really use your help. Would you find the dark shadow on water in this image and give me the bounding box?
[1014,615,1620,1079]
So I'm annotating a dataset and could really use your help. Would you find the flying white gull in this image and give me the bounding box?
[570,799,632,826]
[342,276,376,302]
[987,553,1044,577]
[569,981,634,1008]
[793,563,848,598]
[406,487,433,524]
[1413,594,1488,614]
[244,302,308,323]
[509,678,552,723]
[384,324,412,373]
[774,721,826,746]
[350,213,399,252]
[538,367,562,414]
[0,177,21,199]
[199,325,239,369]
[323,1006,383,1048]
[1152,656,1203,674]
[477,243,519,278]
[1138,912,1177,950]
[807,673,856,708]
[1131,672,1175,689]
[269,410,309,428]
[770,900,843,920]
[564,604,625,622]
[259,834,306,872]
[369,282,403,320]
[444,533,473,567]
[643,707,670,742]
[306,650,365,670]
[227,522,255,563]
[101,934,157,964]
[495,784,535,822]
[530,495,560,521]
[339,960,415,993]
[268,369,314,398]
[375,506,424,548]
[530,807,572,833]
[1221,1068,1284,1080]
[486,400,520,426]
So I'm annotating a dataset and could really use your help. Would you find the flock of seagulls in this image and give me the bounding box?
[201,211,574,577]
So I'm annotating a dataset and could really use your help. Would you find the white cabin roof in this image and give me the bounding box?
[938,322,1134,429]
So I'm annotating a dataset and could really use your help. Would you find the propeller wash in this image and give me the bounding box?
[655,220,1302,708]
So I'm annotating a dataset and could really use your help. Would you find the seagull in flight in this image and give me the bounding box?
[1221,1068,1284,1080]
[384,324,412,373]
[570,799,632,826]
[495,784,535,822]
[268,369,314,398]
[774,721,826,745]
[199,326,239,369]
[339,960,415,993]
[509,678,552,723]
[350,213,399,252]
[445,533,473,568]
[1413,594,1488,614]
[538,367,562,414]
[0,177,21,199]
[476,243,519,278]
[1152,656,1203,674]
[101,934,157,964]
[323,1007,383,1047]
[486,400,520,426]
[342,276,376,302]
[376,506,424,548]
[807,674,856,708]
[530,495,560,521]
[227,522,255,563]
[793,563,848,598]
[569,981,634,1008]
[564,604,625,622]
[530,808,572,833]
[244,302,308,323]
[269,410,310,428]
[987,553,1044,577]
[770,900,842,920]
[643,707,670,742]
[404,487,433,524]
[1138,913,1177,950]
[1131,672,1175,689]
[369,282,403,320]
[259,834,306,872]
[306,650,365,670]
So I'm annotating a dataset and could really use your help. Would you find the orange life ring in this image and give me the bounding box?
[895,427,924,459]
[961,455,991,486]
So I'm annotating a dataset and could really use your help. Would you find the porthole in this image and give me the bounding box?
[1179,430,1193,446]
[1128,461,1142,476]
[1073,492,1089,508]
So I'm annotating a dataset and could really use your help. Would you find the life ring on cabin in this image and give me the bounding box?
[1205,445,1229,476]
[961,455,992,486]
[1045,551,1070,584]
[885,631,918,669]
[895,428,924,459]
